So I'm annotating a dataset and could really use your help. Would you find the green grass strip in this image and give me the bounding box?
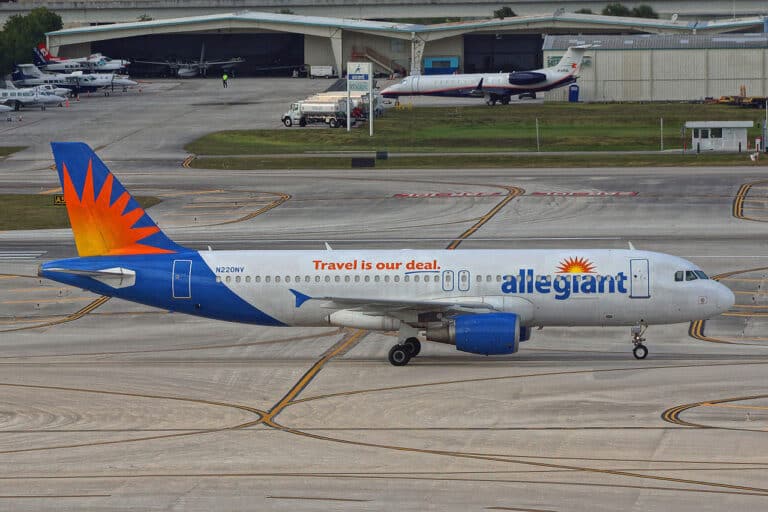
[0,195,162,231]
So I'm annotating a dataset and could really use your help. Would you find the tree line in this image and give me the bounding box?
[0,8,62,76]
[495,4,659,19]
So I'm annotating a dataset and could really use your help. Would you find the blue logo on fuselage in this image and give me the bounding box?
[501,269,628,300]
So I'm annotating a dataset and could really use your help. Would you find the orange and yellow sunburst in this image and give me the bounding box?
[62,160,174,257]
[556,256,596,274]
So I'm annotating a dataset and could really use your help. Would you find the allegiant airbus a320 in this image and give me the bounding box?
[39,143,735,366]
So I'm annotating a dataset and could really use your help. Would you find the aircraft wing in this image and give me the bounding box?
[134,60,177,68]
[292,290,499,316]
[202,58,245,67]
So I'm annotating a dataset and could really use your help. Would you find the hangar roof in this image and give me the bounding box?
[544,33,768,50]
[47,10,768,47]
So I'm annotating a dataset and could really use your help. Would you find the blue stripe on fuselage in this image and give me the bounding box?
[40,252,285,326]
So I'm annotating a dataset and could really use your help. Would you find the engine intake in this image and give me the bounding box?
[426,313,521,355]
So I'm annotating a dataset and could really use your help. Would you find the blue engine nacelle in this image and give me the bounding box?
[453,313,521,355]
[519,326,532,342]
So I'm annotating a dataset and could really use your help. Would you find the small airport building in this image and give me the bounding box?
[685,121,753,152]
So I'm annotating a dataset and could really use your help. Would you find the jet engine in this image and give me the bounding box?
[426,313,523,355]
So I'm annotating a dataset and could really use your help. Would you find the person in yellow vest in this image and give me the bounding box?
[222,73,229,88]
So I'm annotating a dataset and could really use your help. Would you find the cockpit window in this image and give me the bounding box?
[674,271,684,282]
[685,270,698,281]
[399,79,408,85]
[694,270,708,280]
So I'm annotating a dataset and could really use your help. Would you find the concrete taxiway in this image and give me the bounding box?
[0,78,767,511]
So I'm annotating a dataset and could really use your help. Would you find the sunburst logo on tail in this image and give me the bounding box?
[556,257,596,274]
[62,159,174,256]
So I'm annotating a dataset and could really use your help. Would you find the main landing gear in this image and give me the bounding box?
[388,337,421,366]
[631,324,648,359]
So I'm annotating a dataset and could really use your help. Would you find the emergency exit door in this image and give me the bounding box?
[172,260,192,299]
[629,259,650,299]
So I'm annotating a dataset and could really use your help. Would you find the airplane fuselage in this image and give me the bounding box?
[381,70,575,99]
[41,248,732,329]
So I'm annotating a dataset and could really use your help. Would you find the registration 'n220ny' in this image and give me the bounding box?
[216,266,245,273]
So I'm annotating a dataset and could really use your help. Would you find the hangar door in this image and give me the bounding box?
[94,33,304,77]
[463,34,542,74]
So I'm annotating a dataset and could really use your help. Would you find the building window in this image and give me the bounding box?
[711,128,722,138]
[693,128,699,138]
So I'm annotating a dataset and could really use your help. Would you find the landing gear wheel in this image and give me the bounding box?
[403,338,421,357]
[388,345,411,366]
[633,344,648,360]
[500,95,510,105]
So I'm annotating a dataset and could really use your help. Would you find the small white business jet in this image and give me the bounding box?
[381,46,589,105]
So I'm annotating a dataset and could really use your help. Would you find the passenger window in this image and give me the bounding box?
[414,275,420,282]
[674,271,684,282]
[296,276,301,282]
[265,276,271,283]
[334,276,340,282]
[384,276,390,283]
[404,275,410,282]
[394,275,400,282]
[375,275,380,282]
[275,276,281,283]
[434,275,440,282]
[225,276,232,283]
[364,275,370,282]
[354,275,360,282]
[685,270,698,281]
[245,276,251,283]
[255,276,261,283]
[476,275,482,283]
[305,276,310,282]
[315,275,320,282]
[496,275,502,282]
[285,276,291,283]
[694,270,708,280]
[215,276,221,283]
[344,275,350,282]
[486,275,492,282]
[325,275,330,282]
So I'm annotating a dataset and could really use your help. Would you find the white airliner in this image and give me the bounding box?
[381,46,589,105]
[39,143,734,366]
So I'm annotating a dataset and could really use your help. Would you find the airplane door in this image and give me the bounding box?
[442,270,454,292]
[458,270,470,292]
[172,259,192,299]
[629,259,650,299]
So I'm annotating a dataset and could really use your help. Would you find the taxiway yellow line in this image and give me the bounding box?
[446,186,524,250]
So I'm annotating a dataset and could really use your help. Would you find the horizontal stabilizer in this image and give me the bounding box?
[42,266,136,288]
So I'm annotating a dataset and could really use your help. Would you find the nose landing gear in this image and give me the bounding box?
[631,324,648,359]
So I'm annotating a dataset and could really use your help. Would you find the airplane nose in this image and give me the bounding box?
[716,283,735,314]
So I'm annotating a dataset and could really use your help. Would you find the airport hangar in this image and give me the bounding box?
[45,10,768,88]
